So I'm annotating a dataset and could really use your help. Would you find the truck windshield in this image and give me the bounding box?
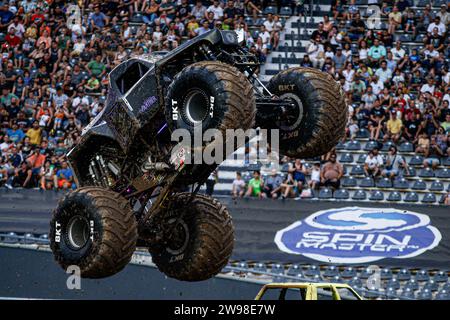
[116,62,149,95]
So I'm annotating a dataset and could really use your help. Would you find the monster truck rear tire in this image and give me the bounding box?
[49,187,138,278]
[149,193,234,282]
[165,61,256,135]
[267,67,347,158]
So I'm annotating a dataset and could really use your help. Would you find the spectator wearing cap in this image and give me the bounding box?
[263,169,283,199]
[436,4,449,25]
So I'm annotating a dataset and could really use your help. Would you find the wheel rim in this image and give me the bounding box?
[67,216,90,250]
[183,88,210,125]
[277,93,304,131]
[166,218,189,255]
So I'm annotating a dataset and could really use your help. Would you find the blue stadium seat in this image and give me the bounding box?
[429,181,444,191]
[323,266,339,278]
[360,177,375,187]
[436,289,450,300]
[252,262,268,274]
[436,168,450,179]
[341,267,357,278]
[340,153,354,163]
[364,140,379,151]
[418,168,434,178]
[442,157,450,166]
[381,141,395,152]
[399,142,414,152]
[236,261,249,269]
[304,265,320,277]
[412,180,427,190]
[385,287,398,299]
[346,140,361,150]
[381,268,393,280]
[352,190,367,200]
[37,234,49,244]
[421,193,436,204]
[418,288,433,300]
[279,6,292,16]
[404,167,417,177]
[264,6,277,14]
[21,233,35,244]
[270,263,284,273]
[397,269,411,281]
[393,177,409,189]
[351,165,365,175]
[360,267,375,279]
[335,141,345,150]
[342,176,357,187]
[409,156,424,166]
[348,276,363,288]
[405,279,419,291]
[356,154,366,164]
[244,17,254,26]
[415,269,430,282]
[423,279,439,292]
[376,178,392,188]
[404,192,419,202]
[2,232,19,244]
[369,190,384,201]
[387,191,402,201]
[331,275,344,283]
[401,287,416,299]
[319,188,333,199]
[433,271,448,283]
[131,13,143,23]
[386,278,400,290]
[356,128,370,138]
[287,264,303,277]
[334,189,350,199]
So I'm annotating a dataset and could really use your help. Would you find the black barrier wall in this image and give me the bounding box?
[1,189,449,268]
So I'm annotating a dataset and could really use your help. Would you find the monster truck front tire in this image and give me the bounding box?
[49,187,138,278]
[165,61,256,135]
[149,193,234,282]
[267,67,347,158]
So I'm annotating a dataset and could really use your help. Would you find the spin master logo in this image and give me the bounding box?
[274,207,442,263]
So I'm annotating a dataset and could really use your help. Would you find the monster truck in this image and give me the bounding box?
[49,29,347,281]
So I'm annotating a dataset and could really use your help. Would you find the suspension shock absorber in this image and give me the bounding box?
[199,44,216,60]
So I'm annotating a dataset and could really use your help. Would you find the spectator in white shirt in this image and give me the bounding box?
[420,77,436,95]
[206,0,223,20]
[391,40,405,62]
[427,16,446,36]
[364,148,383,177]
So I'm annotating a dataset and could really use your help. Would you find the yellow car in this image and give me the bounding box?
[255,283,363,300]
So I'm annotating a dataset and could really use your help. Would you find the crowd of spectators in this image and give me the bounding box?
[232,0,450,204]
[0,0,286,190]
